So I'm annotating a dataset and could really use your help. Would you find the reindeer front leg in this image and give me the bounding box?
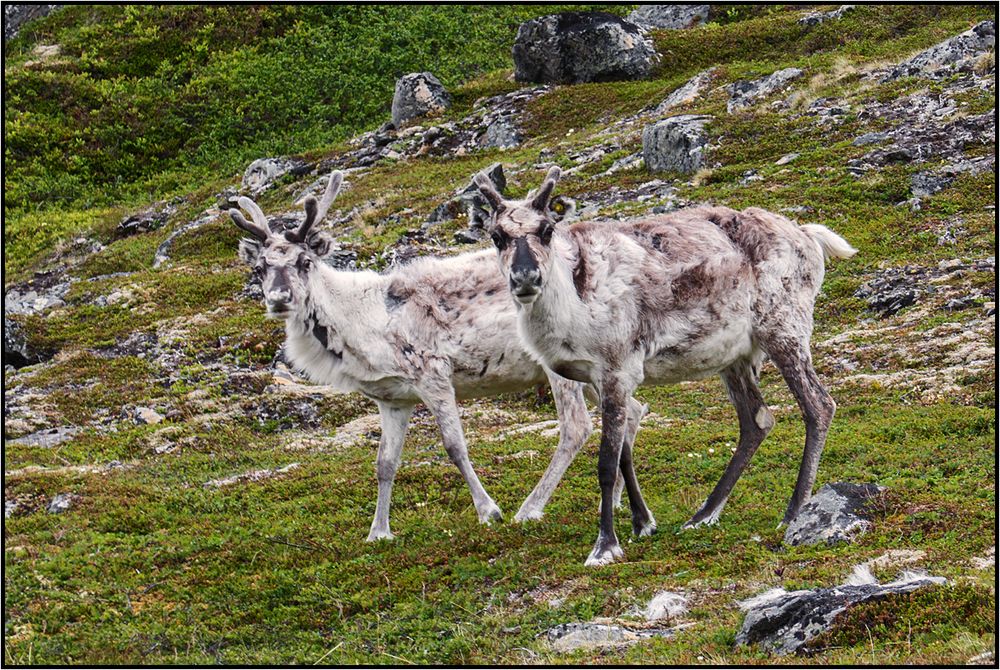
[515,372,592,522]
[421,383,503,525]
[367,402,414,541]
[585,375,633,566]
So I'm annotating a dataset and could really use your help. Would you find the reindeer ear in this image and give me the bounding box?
[530,166,562,213]
[238,238,262,264]
[473,172,505,213]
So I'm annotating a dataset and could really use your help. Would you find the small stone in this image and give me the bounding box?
[134,407,165,425]
[775,152,799,165]
[47,493,78,514]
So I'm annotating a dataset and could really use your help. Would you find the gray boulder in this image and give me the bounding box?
[783,482,884,546]
[736,570,946,655]
[391,72,451,127]
[627,5,709,30]
[727,68,803,112]
[513,12,657,84]
[884,20,995,81]
[242,157,311,195]
[641,115,712,173]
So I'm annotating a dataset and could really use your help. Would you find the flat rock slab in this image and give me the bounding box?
[545,622,679,652]
[736,571,946,655]
[627,5,709,30]
[513,12,657,84]
[784,482,884,546]
[8,426,81,449]
[727,68,803,112]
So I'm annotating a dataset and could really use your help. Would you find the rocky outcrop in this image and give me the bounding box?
[726,68,803,112]
[641,115,712,173]
[736,568,946,655]
[854,257,995,317]
[799,5,854,26]
[4,275,72,368]
[4,4,61,40]
[655,68,716,114]
[627,5,709,30]
[884,20,995,81]
[391,72,452,127]
[784,482,884,546]
[545,621,680,652]
[115,201,177,239]
[513,12,657,84]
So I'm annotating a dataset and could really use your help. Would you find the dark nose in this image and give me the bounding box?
[510,237,540,294]
[509,269,541,295]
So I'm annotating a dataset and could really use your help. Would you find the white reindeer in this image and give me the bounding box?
[474,166,857,565]
[229,171,656,542]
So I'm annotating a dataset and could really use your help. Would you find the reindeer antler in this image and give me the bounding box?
[230,195,271,241]
[288,171,344,243]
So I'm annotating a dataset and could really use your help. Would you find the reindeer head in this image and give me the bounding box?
[230,171,343,319]
[474,166,562,306]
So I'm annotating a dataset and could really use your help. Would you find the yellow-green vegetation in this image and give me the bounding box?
[4,4,995,665]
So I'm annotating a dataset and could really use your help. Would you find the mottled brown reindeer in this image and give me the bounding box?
[475,165,857,565]
[230,171,655,543]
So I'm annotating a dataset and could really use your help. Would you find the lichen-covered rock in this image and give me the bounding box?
[391,72,451,127]
[726,68,803,112]
[545,621,678,652]
[627,4,709,30]
[513,12,657,84]
[884,20,995,81]
[655,68,716,114]
[242,157,312,195]
[641,115,712,173]
[47,493,79,514]
[783,482,884,546]
[736,569,946,655]
[799,5,854,26]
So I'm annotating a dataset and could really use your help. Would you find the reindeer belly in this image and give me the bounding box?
[643,319,754,385]
[452,348,547,400]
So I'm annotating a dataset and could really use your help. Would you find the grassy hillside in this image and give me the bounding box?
[4,4,996,665]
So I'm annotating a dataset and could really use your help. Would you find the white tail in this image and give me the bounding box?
[800,223,858,260]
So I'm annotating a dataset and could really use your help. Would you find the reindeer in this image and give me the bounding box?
[474,166,857,565]
[229,170,656,542]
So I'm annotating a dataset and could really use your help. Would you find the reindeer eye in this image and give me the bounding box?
[490,230,509,250]
[538,222,554,245]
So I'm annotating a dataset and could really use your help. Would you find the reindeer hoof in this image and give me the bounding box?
[634,516,658,537]
[366,528,395,542]
[584,539,624,566]
[683,507,722,530]
[513,507,544,523]
[479,504,504,525]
